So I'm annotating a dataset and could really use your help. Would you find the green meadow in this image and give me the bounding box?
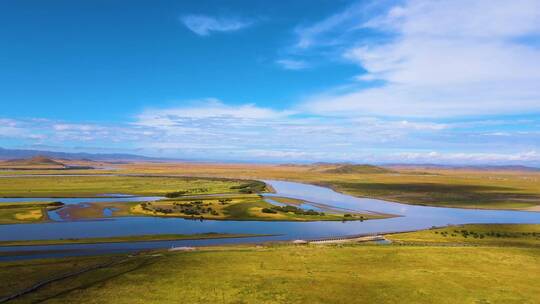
[113,162,540,210]
[1,224,538,304]
[1,163,539,210]
[0,175,250,197]
[387,224,540,247]
[0,232,266,247]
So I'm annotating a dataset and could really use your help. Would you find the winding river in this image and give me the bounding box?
[1,180,539,261]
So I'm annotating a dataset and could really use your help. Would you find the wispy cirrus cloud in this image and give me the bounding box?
[293,0,379,49]
[293,0,540,117]
[181,15,253,36]
[275,59,309,70]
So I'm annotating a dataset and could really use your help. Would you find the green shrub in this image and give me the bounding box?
[165,191,187,198]
[262,208,277,214]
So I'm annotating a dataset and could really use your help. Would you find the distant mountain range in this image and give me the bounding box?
[0,147,162,162]
[1,147,538,170]
[385,163,540,172]
[308,162,539,172]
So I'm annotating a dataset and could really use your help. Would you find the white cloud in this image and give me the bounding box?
[136,99,292,128]
[0,118,44,140]
[128,100,467,160]
[245,149,316,159]
[393,150,540,164]
[1,112,539,164]
[293,1,375,49]
[53,124,104,132]
[181,15,252,36]
[298,0,540,117]
[276,59,309,70]
[0,119,24,137]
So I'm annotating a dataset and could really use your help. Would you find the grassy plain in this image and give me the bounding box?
[387,224,540,247]
[0,175,249,197]
[2,162,539,210]
[0,233,266,247]
[1,224,538,304]
[111,162,540,210]
[0,202,63,224]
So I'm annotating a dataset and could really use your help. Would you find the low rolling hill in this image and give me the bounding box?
[0,156,93,170]
[314,164,393,174]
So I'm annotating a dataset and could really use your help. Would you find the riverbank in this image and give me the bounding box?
[1,179,539,260]
[0,201,63,224]
[386,223,540,247]
[0,232,271,247]
[1,224,538,303]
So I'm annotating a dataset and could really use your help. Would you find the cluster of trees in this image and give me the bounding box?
[435,229,488,238]
[140,202,152,211]
[140,202,175,214]
[140,201,219,216]
[343,214,365,221]
[164,187,210,198]
[189,187,210,193]
[164,191,187,198]
[261,208,277,214]
[434,231,456,237]
[261,205,325,216]
[218,199,231,205]
[172,201,218,216]
[446,229,540,239]
[230,181,266,194]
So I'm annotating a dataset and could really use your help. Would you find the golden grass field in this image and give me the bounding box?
[117,162,540,210]
[0,162,539,303]
[0,175,246,197]
[0,202,62,224]
[1,224,538,304]
[1,161,539,210]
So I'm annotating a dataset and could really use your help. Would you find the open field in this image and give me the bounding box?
[0,202,63,225]
[0,233,267,247]
[109,162,540,210]
[0,175,258,197]
[1,224,538,303]
[1,162,539,210]
[387,224,540,247]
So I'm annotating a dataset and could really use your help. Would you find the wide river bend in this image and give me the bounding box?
[0,180,539,261]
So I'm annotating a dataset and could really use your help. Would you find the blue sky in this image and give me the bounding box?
[1,0,540,165]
